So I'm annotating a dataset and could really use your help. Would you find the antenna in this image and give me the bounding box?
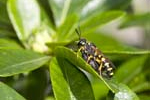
[75,26,81,40]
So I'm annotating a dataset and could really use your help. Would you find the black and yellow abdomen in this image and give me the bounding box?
[77,38,115,79]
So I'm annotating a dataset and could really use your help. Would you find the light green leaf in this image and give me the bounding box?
[55,46,139,99]
[101,0,132,11]
[0,82,26,100]
[48,0,66,26]
[80,11,125,34]
[45,96,55,100]
[37,0,55,26]
[7,0,41,42]
[55,46,118,93]
[90,76,109,100]
[0,49,50,77]
[46,41,70,52]
[50,58,71,100]
[120,13,150,28]
[37,0,56,34]
[0,39,22,49]
[128,57,150,93]
[132,81,150,93]
[139,95,150,100]
[49,0,89,26]
[50,57,94,100]
[115,56,147,83]
[56,14,79,42]
[83,32,150,55]
[68,0,89,15]
[80,0,132,19]
[114,84,139,100]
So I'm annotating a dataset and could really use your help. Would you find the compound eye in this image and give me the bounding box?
[78,39,86,47]
[80,41,85,45]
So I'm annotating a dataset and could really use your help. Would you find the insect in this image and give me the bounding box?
[75,28,115,79]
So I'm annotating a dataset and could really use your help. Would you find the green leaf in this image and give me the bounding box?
[80,0,132,19]
[83,32,131,52]
[114,84,139,100]
[0,49,50,77]
[49,0,89,26]
[55,46,118,93]
[56,14,79,42]
[101,0,132,11]
[0,1,15,38]
[46,41,70,51]
[68,0,89,16]
[50,57,94,100]
[132,81,150,93]
[115,56,147,83]
[24,68,49,100]
[139,95,150,100]
[0,29,16,38]
[48,0,66,26]
[0,21,14,34]
[55,46,139,99]
[37,0,56,34]
[37,0,55,25]
[0,39,22,49]
[120,13,150,28]
[0,1,11,25]
[83,32,150,55]
[80,11,125,34]
[7,0,41,42]
[45,96,55,100]
[128,57,150,93]
[0,82,26,100]
[50,58,71,100]
[90,76,109,100]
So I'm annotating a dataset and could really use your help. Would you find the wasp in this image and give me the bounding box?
[75,28,115,79]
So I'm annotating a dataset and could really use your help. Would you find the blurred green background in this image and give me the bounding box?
[0,0,150,100]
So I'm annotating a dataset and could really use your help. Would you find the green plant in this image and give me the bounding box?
[0,0,150,100]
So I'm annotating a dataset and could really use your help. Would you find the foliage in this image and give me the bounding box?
[0,0,149,100]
